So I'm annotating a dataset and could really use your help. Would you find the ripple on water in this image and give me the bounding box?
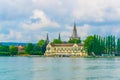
[0,57,120,80]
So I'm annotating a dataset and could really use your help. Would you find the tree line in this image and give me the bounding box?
[24,40,47,55]
[0,45,18,56]
[84,35,120,56]
[0,37,82,56]
[1,35,120,56]
[0,39,47,56]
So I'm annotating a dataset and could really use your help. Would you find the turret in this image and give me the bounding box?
[58,33,61,41]
[46,33,49,44]
[70,22,80,40]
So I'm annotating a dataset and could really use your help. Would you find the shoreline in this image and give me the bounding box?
[0,55,120,58]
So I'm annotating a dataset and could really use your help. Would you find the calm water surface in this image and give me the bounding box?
[0,57,120,80]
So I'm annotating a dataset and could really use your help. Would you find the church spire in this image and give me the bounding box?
[46,33,49,44]
[70,22,80,40]
[58,33,61,41]
[72,22,78,38]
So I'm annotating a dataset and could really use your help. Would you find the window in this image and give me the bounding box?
[47,47,50,51]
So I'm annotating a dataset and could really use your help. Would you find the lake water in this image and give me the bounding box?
[0,57,120,80]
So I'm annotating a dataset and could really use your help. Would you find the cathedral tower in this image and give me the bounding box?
[58,33,61,41]
[46,33,49,44]
[70,22,80,40]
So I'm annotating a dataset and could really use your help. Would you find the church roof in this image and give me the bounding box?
[46,33,49,43]
[50,43,83,47]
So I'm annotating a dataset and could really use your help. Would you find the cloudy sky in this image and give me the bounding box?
[0,0,120,42]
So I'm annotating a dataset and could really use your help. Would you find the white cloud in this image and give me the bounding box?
[0,29,47,42]
[71,0,120,22]
[77,24,91,39]
[1,0,120,42]
[31,0,120,22]
[32,0,62,7]
[22,9,60,30]
[0,30,22,42]
[0,0,34,20]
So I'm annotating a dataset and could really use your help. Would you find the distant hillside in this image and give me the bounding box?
[0,42,28,46]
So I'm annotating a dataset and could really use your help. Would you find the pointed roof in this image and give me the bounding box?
[46,33,49,43]
[72,22,78,38]
[70,22,80,40]
[73,22,78,37]
[58,33,61,40]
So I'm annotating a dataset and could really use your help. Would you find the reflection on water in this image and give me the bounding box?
[0,57,120,80]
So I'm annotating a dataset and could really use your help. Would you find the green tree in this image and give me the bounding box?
[38,39,46,47]
[84,35,106,56]
[113,36,116,54]
[52,39,62,44]
[33,45,41,51]
[31,45,42,55]
[68,38,81,43]
[84,36,94,55]
[0,45,9,52]
[9,45,18,55]
[0,45,10,56]
[37,39,48,55]
[104,35,116,55]
[117,38,120,55]
[25,43,34,54]
[93,35,105,55]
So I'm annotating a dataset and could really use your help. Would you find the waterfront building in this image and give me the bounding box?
[18,46,24,53]
[45,43,87,56]
[44,22,87,57]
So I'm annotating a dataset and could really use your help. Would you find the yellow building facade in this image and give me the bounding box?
[44,22,88,57]
[45,43,87,57]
